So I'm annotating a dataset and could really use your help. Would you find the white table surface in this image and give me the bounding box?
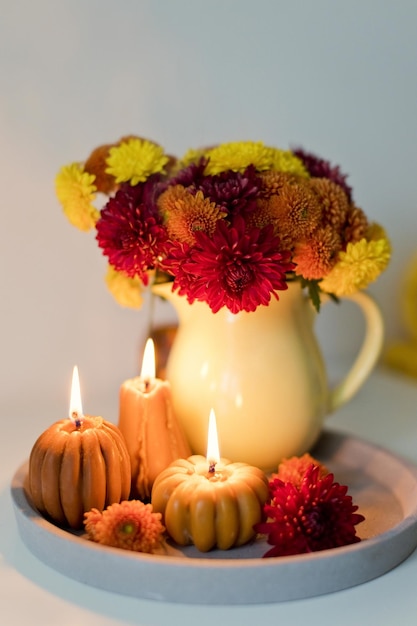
[2,365,417,626]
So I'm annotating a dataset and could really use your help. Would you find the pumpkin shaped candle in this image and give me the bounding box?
[151,410,269,552]
[28,367,131,529]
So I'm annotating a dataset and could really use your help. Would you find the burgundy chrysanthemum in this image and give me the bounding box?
[162,215,294,313]
[96,181,168,282]
[255,464,364,557]
[196,166,261,215]
[168,158,208,188]
[292,148,353,202]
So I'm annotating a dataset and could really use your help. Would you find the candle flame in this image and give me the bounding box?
[69,365,83,421]
[140,338,156,380]
[206,408,220,467]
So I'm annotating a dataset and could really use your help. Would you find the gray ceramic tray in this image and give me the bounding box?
[11,429,417,605]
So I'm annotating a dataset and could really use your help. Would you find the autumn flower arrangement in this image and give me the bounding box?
[55,136,390,313]
[57,136,370,556]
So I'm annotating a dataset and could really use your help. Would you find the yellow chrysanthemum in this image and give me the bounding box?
[320,236,391,296]
[367,222,392,250]
[204,141,271,174]
[204,141,308,177]
[84,143,117,194]
[178,147,209,168]
[105,138,169,185]
[55,163,99,231]
[269,149,309,178]
[105,265,144,309]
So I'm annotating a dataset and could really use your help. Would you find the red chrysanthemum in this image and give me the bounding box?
[162,215,294,313]
[96,181,167,282]
[255,464,364,557]
[293,148,353,202]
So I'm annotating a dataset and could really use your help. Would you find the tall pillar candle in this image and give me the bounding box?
[118,338,191,500]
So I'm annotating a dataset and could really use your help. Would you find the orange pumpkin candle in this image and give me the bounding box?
[28,366,131,530]
[118,338,191,500]
[151,410,269,552]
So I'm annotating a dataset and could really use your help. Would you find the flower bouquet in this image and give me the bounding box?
[55,136,391,313]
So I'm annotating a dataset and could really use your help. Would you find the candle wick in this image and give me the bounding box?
[144,378,150,392]
[208,461,216,474]
[71,411,83,428]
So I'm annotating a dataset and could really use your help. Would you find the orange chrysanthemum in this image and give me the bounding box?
[343,205,369,244]
[257,181,322,245]
[310,178,350,230]
[84,500,164,553]
[84,143,117,194]
[158,185,227,245]
[293,225,341,280]
[272,453,329,488]
[258,171,300,199]
[84,507,102,537]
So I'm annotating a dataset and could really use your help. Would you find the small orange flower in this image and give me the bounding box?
[84,143,117,194]
[84,500,164,554]
[343,205,369,244]
[257,181,322,245]
[84,507,102,540]
[272,453,329,488]
[310,178,349,230]
[293,225,342,280]
[158,185,226,245]
[258,171,300,199]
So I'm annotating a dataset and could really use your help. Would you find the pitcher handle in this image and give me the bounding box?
[327,291,384,414]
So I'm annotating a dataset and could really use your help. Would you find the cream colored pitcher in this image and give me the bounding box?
[153,281,383,471]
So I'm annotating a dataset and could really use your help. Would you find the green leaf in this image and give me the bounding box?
[300,278,322,313]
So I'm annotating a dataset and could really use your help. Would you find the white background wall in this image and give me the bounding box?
[1,0,416,424]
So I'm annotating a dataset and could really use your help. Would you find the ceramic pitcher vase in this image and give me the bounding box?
[152,281,383,471]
